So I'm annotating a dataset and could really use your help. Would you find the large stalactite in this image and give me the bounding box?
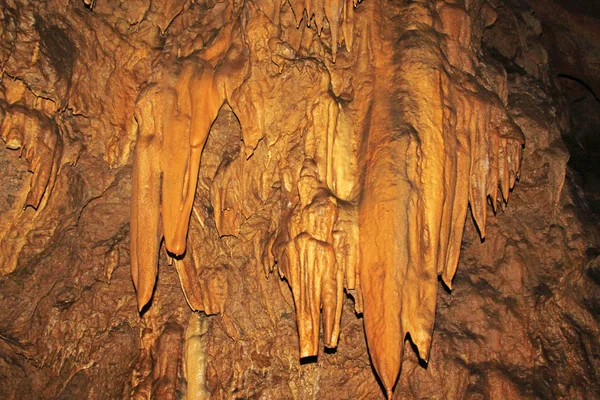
[1,0,599,399]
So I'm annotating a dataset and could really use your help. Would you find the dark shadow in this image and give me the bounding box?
[300,355,318,365]
[405,333,429,370]
[438,275,452,294]
[345,291,363,317]
[373,365,390,397]
[166,249,187,261]
[138,287,155,316]
[366,349,394,397]
[558,73,600,103]
[558,73,600,224]
[138,241,165,316]
[468,202,486,243]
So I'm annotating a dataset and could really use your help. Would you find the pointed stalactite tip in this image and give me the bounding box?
[137,291,151,313]
[137,300,145,313]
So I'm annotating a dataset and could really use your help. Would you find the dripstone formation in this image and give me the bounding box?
[1,0,599,399]
[130,0,525,395]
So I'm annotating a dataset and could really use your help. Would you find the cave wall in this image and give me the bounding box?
[0,0,599,399]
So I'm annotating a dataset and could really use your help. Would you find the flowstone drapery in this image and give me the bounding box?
[129,0,523,396]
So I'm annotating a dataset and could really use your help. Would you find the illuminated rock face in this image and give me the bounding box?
[1,0,599,399]
[129,0,523,395]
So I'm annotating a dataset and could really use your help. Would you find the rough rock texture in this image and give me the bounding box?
[0,0,599,399]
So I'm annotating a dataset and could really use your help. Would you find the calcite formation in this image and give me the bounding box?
[2,0,599,395]
[0,94,63,275]
[127,0,524,395]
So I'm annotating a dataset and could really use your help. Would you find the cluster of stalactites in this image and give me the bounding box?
[128,0,524,398]
[130,59,224,311]
[130,9,249,311]
[0,101,62,211]
[354,1,524,395]
[272,159,360,357]
[0,98,63,276]
[288,0,362,61]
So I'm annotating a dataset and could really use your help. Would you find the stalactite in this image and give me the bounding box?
[0,102,62,210]
[0,101,63,275]
[130,12,247,309]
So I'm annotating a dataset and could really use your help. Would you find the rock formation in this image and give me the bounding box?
[0,0,599,399]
